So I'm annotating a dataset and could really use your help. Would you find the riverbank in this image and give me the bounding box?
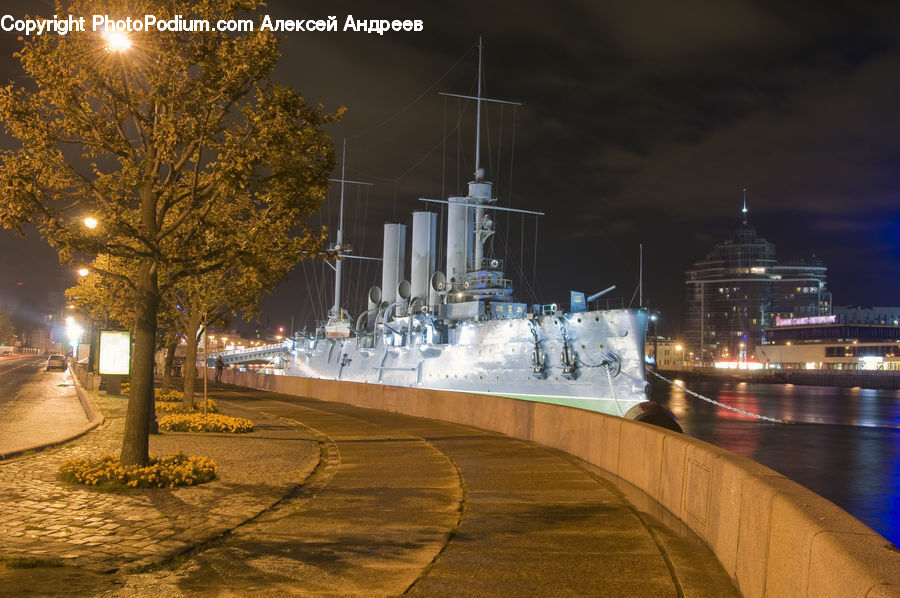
[658,367,900,390]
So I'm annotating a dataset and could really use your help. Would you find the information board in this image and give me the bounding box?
[98,330,131,375]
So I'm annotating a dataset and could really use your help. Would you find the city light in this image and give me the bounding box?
[65,316,83,355]
[77,267,89,277]
[83,216,98,229]
[103,30,131,52]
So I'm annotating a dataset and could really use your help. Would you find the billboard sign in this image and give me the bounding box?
[98,330,131,375]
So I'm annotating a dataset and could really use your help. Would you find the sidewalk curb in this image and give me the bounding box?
[0,367,105,461]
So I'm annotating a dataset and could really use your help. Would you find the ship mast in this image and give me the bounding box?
[425,39,540,296]
[333,140,347,318]
[474,36,484,180]
[326,140,375,331]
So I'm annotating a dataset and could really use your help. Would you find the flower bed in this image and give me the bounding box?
[155,388,183,402]
[156,398,218,414]
[58,452,217,489]
[158,412,254,433]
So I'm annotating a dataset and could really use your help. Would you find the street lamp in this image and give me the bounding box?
[103,29,131,52]
[65,316,83,359]
[649,313,659,368]
[77,267,89,277]
[83,216,98,229]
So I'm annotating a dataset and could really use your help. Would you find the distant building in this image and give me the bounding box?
[683,201,831,365]
[833,306,900,326]
[756,321,900,371]
[649,337,686,370]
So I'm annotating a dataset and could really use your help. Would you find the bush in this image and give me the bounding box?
[159,413,254,433]
[156,398,218,414]
[155,388,184,402]
[58,452,217,489]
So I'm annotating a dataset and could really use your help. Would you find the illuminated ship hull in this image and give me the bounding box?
[283,306,649,417]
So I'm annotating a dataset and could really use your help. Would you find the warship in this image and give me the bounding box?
[226,41,652,419]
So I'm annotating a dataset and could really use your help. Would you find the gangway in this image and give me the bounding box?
[201,342,291,367]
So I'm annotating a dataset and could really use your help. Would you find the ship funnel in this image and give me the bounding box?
[411,211,437,308]
[382,223,407,306]
[446,199,469,281]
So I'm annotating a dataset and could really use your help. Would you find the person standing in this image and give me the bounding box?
[215,355,225,383]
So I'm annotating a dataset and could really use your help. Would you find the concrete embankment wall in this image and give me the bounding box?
[218,369,900,597]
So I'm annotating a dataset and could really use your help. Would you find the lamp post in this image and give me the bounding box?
[650,313,659,368]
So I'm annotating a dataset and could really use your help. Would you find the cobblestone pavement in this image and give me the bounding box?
[0,393,320,574]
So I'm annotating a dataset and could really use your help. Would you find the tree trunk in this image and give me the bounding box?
[161,341,176,393]
[120,259,159,467]
[182,309,202,409]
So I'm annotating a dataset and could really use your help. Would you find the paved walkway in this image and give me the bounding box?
[0,382,739,596]
[0,361,96,459]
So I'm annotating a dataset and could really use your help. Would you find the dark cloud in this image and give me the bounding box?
[2,1,900,334]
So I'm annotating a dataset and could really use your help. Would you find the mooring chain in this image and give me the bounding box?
[647,369,794,425]
[605,363,624,417]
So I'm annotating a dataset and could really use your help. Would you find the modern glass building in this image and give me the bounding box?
[683,203,831,365]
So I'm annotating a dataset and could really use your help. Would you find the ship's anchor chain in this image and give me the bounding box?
[605,364,624,416]
[647,369,794,425]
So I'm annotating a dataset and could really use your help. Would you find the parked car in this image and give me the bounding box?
[46,354,67,371]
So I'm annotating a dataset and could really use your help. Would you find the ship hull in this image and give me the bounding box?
[281,308,649,418]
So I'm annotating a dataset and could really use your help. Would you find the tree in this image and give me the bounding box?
[175,224,317,407]
[0,0,337,465]
[0,307,14,346]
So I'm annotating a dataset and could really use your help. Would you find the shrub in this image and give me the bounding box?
[156,399,218,414]
[155,388,184,402]
[159,413,254,433]
[58,453,217,489]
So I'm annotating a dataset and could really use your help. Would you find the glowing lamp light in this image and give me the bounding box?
[65,317,83,352]
[77,267,90,277]
[104,30,132,52]
[83,217,98,229]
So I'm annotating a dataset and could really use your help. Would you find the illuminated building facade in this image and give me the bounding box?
[756,322,900,371]
[683,202,831,365]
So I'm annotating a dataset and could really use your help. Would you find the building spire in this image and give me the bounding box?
[741,188,749,225]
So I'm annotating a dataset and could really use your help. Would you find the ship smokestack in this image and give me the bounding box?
[446,199,468,284]
[382,223,406,305]
[411,211,437,305]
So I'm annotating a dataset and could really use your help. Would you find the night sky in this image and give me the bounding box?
[2,1,900,337]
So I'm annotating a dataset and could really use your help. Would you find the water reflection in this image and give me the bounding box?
[651,378,900,547]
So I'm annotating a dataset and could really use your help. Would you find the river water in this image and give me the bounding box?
[649,376,900,547]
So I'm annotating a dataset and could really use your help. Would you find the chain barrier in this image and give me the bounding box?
[647,369,794,425]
